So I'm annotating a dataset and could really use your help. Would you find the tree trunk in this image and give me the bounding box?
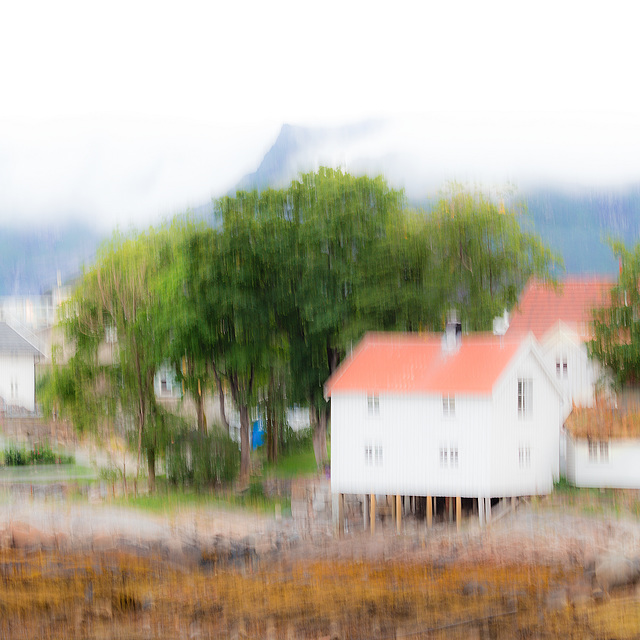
[196,380,207,434]
[239,404,251,479]
[213,364,230,435]
[266,373,277,463]
[311,405,329,470]
[147,446,156,493]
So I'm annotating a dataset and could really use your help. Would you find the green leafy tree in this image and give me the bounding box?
[64,229,171,491]
[426,186,560,330]
[590,241,639,386]
[287,168,406,466]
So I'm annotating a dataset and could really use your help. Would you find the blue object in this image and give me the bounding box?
[252,419,265,449]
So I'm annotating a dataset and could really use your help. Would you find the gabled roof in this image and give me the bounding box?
[0,322,44,357]
[324,332,524,397]
[507,277,614,341]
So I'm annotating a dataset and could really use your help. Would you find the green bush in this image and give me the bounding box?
[166,429,239,488]
[1,442,75,466]
[280,426,313,455]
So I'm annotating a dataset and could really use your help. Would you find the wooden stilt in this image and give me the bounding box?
[370,494,376,535]
[456,495,461,533]
[478,496,485,527]
[396,494,402,534]
[363,494,369,531]
[426,495,432,529]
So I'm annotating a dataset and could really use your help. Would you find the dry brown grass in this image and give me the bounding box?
[1,547,640,639]
[566,405,640,439]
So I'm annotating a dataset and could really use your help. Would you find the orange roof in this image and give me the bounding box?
[324,332,523,397]
[507,277,614,340]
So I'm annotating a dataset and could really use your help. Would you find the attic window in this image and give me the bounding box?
[442,394,456,418]
[556,356,568,378]
[518,378,533,418]
[367,394,379,416]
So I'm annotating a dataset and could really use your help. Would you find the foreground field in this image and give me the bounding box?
[2,492,640,638]
[0,546,637,639]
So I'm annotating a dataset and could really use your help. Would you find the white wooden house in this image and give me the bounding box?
[324,329,565,528]
[0,321,45,413]
[506,278,614,408]
[564,407,640,489]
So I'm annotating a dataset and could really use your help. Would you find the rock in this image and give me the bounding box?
[545,587,568,611]
[462,580,488,596]
[594,553,640,593]
[10,523,42,550]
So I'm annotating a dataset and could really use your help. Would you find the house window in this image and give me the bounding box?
[442,394,456,418]
[105,324,117,344]
[367,394,379,416]
[518,446,531,468]
[365,444,382,467]
[10,378,17,398]
[556,356,568,378]
[518,378,533,418]
[440,446,458,468]
[589,440,609,463]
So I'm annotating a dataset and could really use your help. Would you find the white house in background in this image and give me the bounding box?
[324,328,565,527]
[0,320,45,413]
[564,406,640,489]
[154,361,182,400]
[506,277,614,408]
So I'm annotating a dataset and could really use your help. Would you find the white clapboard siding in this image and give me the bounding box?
[0,353,37,412]
[540,325,601,409]
[331,342,563,499]
[490,345,561,496]
[568,437,640,489]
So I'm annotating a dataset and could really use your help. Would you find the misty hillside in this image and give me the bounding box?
[4,122,640,295]
[0,224,101,295]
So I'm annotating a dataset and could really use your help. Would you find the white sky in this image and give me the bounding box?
[1,1,639,229]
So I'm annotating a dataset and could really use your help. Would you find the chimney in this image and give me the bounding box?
[492,309,510,336]
[443,309,462,353]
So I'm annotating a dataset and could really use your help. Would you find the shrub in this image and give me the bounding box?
[1,442,75,466]
[166,429,239,488]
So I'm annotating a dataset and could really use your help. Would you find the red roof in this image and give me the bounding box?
[507,277,614,340]
[324,332,523,397]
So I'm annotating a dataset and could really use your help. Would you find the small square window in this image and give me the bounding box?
[451,447,458,468]
[375,445,383,466]
[588,440,598,462]
[439,447,448,467]
[367,394,380,415]
[364,445,373,466]
[600,441,609,462]
[443,394,455,418]
[518,446,531,468]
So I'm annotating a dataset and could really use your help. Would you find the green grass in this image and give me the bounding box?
[0,463,95,483]
[112,476,291,516]
[263,448,320,477]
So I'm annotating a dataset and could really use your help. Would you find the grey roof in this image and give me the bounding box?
[0,322,44,357]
